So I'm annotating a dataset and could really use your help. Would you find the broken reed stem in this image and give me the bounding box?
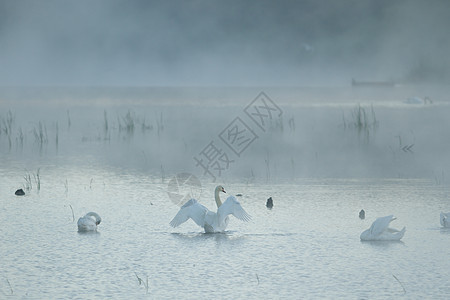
[23,172,32,191]
[6,278,13,295]
[393,274,406,294]
[35,168,41,191]
[69,204,75,222]
[134,272,149,294]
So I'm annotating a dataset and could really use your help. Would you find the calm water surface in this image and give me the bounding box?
[1,87,450,298]
[1,162,450,299]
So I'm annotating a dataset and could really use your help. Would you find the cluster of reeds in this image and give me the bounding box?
[114,110,159,138]
[118,111,136,134]
[23,172,32,191]
[134,272,149,294]
[23,168,41,192]
[0,111,62,152]
[342,104,378,140]
[0,110,14,149]
[141,117,153,132]
[1,108,166,152]
[33,121,48,147]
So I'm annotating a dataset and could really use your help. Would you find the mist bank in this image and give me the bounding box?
[1,86,450,184]
[1,83,449,106]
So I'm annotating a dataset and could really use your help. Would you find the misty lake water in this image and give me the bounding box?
[1,86,450,298]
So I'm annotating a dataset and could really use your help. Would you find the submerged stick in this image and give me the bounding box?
[393,274,406,294]
[6,278,13,295]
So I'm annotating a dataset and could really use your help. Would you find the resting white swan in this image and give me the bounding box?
[440,212,450,228]
[170,185,251,233]
[77,212,102,232]
[360,215,405,241]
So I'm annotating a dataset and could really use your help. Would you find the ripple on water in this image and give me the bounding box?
[1,168,450,298]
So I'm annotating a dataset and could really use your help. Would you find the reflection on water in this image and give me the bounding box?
[440,228,450,235]
[360,240,406,248]
[171,231,248,244]
[77,231,101,236]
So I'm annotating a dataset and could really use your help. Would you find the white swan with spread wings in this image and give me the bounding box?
[360,215,405,241]
[170,185,251,233]
[77,212,102,232]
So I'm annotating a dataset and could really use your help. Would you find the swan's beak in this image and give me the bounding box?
[222,188,226,193]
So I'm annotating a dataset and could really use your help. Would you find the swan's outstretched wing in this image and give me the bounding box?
[169,199,208,228]
[217,195,251,225]
[369,215,395,236]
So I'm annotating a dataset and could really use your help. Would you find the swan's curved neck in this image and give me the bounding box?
[215,188,222,208]
[86,212,101,224]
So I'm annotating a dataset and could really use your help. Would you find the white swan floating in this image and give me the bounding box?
[440,212,450,228]
[360,215,405,241]
[403,96,432,105]
[77,212,102,232]
[170,185,251,233]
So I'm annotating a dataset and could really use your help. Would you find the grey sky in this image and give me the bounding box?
[1,0,449,86]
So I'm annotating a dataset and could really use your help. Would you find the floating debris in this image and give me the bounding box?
[393,274,406,294]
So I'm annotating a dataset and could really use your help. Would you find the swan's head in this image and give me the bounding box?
[86,212,101,225]
[216,185,226,193]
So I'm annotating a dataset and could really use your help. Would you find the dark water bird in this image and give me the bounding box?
[15,189,25,196]
[359,209,365,219]
[266,197,273,209]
